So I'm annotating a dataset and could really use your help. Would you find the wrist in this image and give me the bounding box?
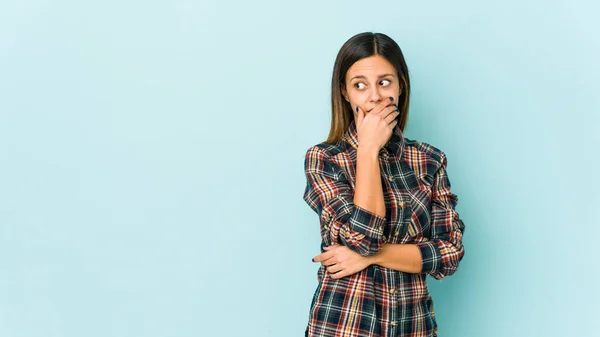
[357,146,379,159]
[366,250,382,266]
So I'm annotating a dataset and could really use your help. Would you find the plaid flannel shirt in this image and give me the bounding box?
[303,121,465,337]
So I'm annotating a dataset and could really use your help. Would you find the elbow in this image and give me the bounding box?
[433,245,465,280]
[438,261,461,279]
[338,205,386,256]
[339,229,383,257]
[419,240,464,280]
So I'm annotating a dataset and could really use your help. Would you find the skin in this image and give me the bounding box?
[313,55,423,279]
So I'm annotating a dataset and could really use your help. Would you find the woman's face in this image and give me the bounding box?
[342,54,401,118]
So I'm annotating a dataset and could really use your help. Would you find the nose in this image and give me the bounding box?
[368,86,382,104]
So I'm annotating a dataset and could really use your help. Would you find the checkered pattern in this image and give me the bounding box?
[303,121,465,337]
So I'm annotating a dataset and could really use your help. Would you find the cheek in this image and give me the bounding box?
[347,91,369,105]
[383,85,401,95]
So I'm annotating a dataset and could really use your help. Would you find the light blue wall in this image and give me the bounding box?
[1,1,598,336]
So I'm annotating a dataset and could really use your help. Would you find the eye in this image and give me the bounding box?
[354,82,366,90]
[380,79,391,86]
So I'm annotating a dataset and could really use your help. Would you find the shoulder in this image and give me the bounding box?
[305,140,349,162]
[403,138,448,168]
[304,141,350,177]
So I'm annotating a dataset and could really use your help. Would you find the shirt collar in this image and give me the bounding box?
[343,120,405,158]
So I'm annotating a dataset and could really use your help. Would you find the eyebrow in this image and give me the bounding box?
[350,73,396,81]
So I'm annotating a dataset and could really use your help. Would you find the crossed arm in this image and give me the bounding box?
[313,243,422,279]
[304,146,465,280]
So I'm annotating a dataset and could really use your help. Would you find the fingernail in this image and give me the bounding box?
[389,97,394,101]
[355,107,359,112]
[394,104,398,108]
[312,258,315,262]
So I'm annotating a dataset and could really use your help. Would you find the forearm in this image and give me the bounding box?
[368,243,423,273]
[304,146,386,257]
[353,148,385,217]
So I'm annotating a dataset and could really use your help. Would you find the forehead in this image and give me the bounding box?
[347,55,396,78]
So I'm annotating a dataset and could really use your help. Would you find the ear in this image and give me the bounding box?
[341,85,350,102]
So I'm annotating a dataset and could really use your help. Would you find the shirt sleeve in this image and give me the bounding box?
[303,146,386,257]
[416,151,466,279]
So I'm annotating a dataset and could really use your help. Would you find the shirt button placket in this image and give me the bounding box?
[388,320,397,336]
[388,281,397,335]
[390,320,397,335]
[394,201,405,240]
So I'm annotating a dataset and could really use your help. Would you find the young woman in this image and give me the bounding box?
[303,32,466,337]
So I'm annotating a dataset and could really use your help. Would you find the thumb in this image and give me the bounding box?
[355,106,365,124]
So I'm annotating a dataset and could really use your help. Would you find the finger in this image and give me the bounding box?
[355,106,365,124]
[331,270,348,279]
[373,97,397,116]
[327,263,343,274]
[382,104,399,120]
[321,256,337,267]
[384,110,400,124]
[313,250,334,263]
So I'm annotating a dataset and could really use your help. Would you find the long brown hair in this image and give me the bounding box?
[326,32,411,143]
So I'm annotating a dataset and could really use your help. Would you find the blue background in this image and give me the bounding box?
[1,0,598,336]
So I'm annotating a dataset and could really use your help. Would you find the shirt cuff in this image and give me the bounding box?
[416,241,442,275]
[350,205,386,235]
[339,205,386,256]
